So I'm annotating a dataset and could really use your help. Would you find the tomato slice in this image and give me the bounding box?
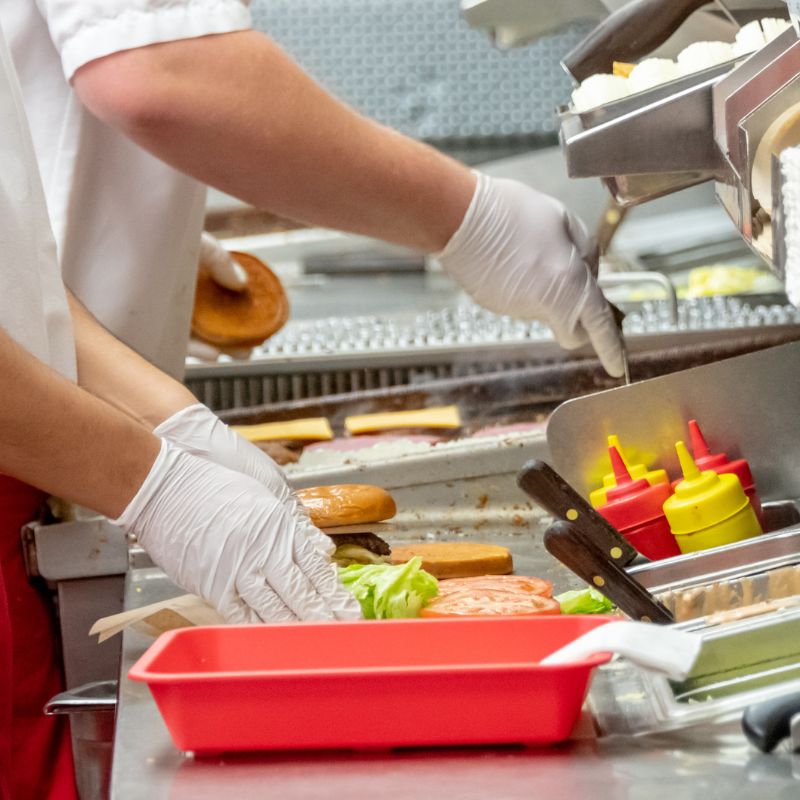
[420,588,560,618]
[435,575,553,599]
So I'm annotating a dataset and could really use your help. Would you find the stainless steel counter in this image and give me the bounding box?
[111,567,800,800]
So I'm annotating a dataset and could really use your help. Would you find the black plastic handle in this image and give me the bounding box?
[544,520,673,623]
[562,0,709,82]
[742,692,800,753]
[517,459,643,567]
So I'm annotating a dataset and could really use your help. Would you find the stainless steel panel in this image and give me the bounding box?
[30,518,127,581]
[59,576,124,688]
[630,525,800,593]
[547,340,800,502]
[591,607,800,736]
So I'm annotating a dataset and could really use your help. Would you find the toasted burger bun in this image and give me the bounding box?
[296,484,397,528]
[390,542,513,579]
[191,251,289,347]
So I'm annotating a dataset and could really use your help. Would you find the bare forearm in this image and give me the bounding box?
[0,328,159,517]
[68,293,195,429]
[73,32,475,253]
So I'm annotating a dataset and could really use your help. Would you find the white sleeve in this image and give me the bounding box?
[37,0,253,81]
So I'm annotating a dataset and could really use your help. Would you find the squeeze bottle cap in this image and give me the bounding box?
[589,435,669,507]
[688,419,727,471]
[605,446,650,500]
[601,446,673,528]
[685,419,756,494]
[663,440,751,535]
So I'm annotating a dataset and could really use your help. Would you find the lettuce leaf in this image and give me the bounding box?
[555,587,614,614]
[339,557,438,619]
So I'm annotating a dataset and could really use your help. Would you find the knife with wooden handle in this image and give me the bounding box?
[562,0,709,82]
[544,520,673,623]
[517,459,643,567]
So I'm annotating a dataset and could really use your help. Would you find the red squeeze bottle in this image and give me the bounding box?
[597,445,681,561]
[675,420,764,528]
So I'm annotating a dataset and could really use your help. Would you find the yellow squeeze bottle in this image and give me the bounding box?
[662,441,762,554]
[589,435,669,508]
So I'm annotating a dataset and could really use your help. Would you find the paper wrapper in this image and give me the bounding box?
[90,594,224,643]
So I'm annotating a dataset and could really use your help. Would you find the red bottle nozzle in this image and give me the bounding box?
[609,445,633,487]
[688,419,711,460]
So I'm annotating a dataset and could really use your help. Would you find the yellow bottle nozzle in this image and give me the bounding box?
[676,440,702,482]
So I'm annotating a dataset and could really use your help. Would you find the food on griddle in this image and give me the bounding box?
[232,417,333,443]
[344,405,461,435]
[420,575,559,618]
[305,434,441,452]
[296,484,397,529]
[253,441,299,465]
[339,557,438,619]
[192,251,289,348]
[390,542,513,579]
[471,422,545,438]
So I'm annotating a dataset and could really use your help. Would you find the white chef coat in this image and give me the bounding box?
[2,0,252,378]
[0,21,75,380]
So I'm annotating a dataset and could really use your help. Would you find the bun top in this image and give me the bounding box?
[191,251,289,347]
[296,484,397,528]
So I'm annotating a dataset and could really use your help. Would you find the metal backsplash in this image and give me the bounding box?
[250,0,593,145]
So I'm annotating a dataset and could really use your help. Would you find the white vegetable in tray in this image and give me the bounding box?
[571,16,794,112]
[571,73,630,113]
[761,18,792,43]
[733,20,768,57]
[627,58,681,93]
[676,42,734,75]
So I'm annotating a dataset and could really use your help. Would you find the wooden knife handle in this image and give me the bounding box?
[544,521,673,623]
[517,459,642,567]
[562,0,709,82]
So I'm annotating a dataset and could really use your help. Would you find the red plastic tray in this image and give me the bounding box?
[129,615,614,754]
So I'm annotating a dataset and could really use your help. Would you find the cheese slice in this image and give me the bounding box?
[233,417,333,443]
[612,61,635,78]
[345,405,461,435]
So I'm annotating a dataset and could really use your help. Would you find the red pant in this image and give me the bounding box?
[0,476,76,800]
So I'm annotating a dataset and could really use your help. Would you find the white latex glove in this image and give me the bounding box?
[189,233,253,362]
[199,231,247,291]
[153,404,336,558]
[114,440,361,623]
[436,172,625,377]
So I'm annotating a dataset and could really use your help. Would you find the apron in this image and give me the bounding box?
[0,475,76,800]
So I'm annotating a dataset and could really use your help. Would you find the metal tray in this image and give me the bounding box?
[589,605,800,736]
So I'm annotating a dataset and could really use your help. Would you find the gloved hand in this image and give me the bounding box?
[113,440,362,623]
[188,233,252,361]
[435,172,625,377]
[199,231,247,291]
[154,403,334,558]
